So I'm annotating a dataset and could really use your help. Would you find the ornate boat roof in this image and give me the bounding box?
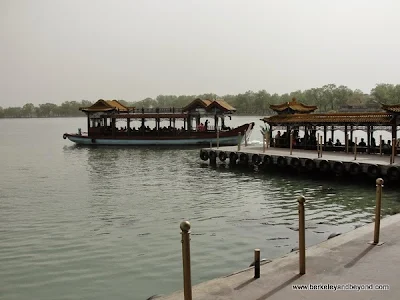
[270,98,317,114]
[80,99,132,112]
[207,99,236,112]
[182,98,236,113]
[262,112,393,126]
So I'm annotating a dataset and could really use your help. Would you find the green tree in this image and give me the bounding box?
[22,103,36,117]
[36,103,58,117]
[371,83,398,104]
[333,85,353,109]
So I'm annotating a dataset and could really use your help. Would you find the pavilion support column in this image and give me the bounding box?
[323,126,327,148]
[331,126,334,142]
[344,125,348,152]
[187,115,191,131]
[112,118,116,138]
[304,125,308,150]
[350,125,353,142]
[286,126,290,147]
[127,118,131,136]
[367,125,371,153]
[370,126,374,142]
[87,114,90,132]
[392,124,397,156]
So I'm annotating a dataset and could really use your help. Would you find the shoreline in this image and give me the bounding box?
[158,213,400,300]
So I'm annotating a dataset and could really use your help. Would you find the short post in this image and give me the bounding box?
[319,136,323,158]
[391,138,396,164]
[244,131,248,147]
[216,129,220,149]
[354,137,358,160]
[298,195,306,275]
[209,141,212,149]
[180,221,192,300]
[317,133,320,157]
[273,137,276,148]
[290,131,293,155]
[371,179,384,245]
[379,135,382,156]
[346,134,349,153]
[238,132,241,151]
[254,249,260,279]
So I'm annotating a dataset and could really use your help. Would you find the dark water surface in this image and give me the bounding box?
[1,117,399,300]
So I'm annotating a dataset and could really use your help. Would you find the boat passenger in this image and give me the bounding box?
[327,138,333,146]
[197,123,205,131]
[334,139,341,146]
[204,120,209,130]
[384,140,391,149]
[358,138,366,147]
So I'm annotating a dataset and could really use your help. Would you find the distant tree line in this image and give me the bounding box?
[1,83,400,118]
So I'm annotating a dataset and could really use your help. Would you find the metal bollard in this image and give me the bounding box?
[371,179,384,245]
[180,221,192,300]
[298,195,306,275]
[238,132,241,151]
[354,137,358,160]
[254,249,260,278]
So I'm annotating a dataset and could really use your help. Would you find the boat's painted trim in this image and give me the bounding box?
[67,135,241,146]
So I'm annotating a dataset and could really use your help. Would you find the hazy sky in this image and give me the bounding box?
[1,0,399,107]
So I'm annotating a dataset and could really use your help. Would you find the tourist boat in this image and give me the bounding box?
[62,98,254,146]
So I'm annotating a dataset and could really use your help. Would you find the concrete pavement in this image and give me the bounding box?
[160,213,400,300]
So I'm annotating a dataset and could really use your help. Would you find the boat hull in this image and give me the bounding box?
[65,135,241,146]
[63,122,254,146]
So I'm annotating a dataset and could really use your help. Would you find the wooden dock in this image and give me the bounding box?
[199,145,400,181]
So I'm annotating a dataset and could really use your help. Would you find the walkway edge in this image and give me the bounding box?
[160,213,400,300]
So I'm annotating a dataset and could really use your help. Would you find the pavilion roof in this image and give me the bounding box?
[381,104,400,114]
[262,112,394,126]
[270,98,317,114]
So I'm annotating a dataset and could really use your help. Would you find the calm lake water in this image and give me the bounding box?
[1,116,400,300]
